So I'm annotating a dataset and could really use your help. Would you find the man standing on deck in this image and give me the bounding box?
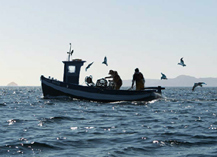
[105,70,122,90]
[131,68,145,90]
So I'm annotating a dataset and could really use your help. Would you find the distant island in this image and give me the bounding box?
[7,82,18,86]
[122,75,217,87]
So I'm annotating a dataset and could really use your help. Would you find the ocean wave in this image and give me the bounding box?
[0,142,62,155]
[152,138,217,147]
[1,87,217,156]
[0,103,6,106]
[6,119,37,125]
[38,116,72,124]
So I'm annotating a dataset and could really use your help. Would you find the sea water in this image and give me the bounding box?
[0,86,217,157]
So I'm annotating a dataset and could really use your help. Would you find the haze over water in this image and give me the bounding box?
[0,86,217,156]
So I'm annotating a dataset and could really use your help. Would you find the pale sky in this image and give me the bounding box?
[1,0,217,86]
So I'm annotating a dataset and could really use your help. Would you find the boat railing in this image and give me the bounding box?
[144,86,165,93]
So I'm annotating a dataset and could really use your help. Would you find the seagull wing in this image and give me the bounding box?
[192,83,198,91]
[198,82,206,87]
[181,58,185,64]
[85,62,94,71]
[199,82,206,85]
[102,56,108,66]
[178,58,182,65]
[70,50,74,55]
[161,73,167,80]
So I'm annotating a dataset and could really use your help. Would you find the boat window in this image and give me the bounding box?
[68,66,75,73]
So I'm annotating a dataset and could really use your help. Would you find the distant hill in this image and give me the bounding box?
[122,75,217,87]
[7,82,18,86]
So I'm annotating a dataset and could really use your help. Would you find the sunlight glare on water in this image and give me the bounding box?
[0,87,217,156]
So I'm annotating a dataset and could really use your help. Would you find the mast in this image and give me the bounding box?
[67,43,73,61]
[63,43,86,84]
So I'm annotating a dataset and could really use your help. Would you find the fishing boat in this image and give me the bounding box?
[40,44,165,102]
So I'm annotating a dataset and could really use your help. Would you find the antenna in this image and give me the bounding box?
[67,43,74,61]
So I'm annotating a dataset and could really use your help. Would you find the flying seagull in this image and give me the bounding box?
[85,62,94,71]
[102,56,108,66]
[192,82,206,91]
[178,57,186,67]
[161,73,167,80]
